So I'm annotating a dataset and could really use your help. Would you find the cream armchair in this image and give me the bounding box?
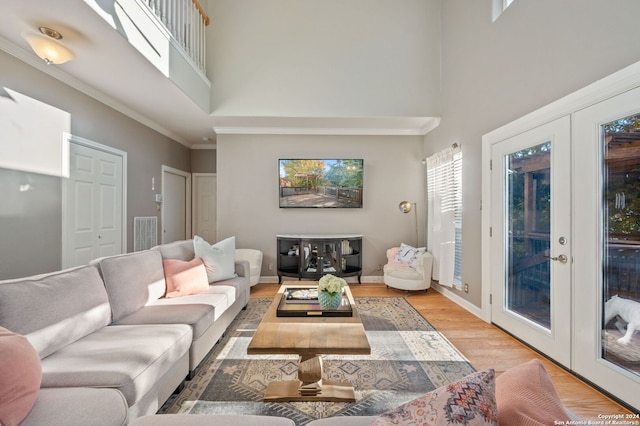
[235,249,263,286]
[383,247,433,294]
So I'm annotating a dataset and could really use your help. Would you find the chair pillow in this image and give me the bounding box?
[371,369,498,425]
[0,327,42,426]
[394,242,427,269]
[163,257,209,298]
[495,359,571,426]
[193,235,236,282]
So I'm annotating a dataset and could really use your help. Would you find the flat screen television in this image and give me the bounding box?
[279,159,364,208]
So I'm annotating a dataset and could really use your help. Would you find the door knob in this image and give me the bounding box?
[545,254,568,263]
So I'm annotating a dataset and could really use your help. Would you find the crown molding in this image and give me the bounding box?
[190,143,217,149]
[212,116,441,136]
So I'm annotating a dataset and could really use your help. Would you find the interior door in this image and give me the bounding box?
[490,116,572,367]
[573,87,640,409]
[64,142,123,267]
[162,166,190,243]
[192,174,216,242]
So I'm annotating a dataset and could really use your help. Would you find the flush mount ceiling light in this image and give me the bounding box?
[23,27,75,65]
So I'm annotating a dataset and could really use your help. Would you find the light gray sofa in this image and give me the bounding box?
[0,239,251,426]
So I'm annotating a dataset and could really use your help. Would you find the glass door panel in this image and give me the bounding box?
[302,241,320,276]
[602,113,640,378]
[490,116,571,367]
[322,242,339,274]
[573,86,640,409]
[506,143,551,329]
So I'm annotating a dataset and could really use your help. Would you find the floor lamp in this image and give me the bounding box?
[398,201,418,247]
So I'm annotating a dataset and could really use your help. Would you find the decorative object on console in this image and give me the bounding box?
[193,235,236,282]
[317,274,346,310]
[398,201,418,247]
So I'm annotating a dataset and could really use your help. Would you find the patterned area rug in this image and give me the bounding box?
[159,297,475,425]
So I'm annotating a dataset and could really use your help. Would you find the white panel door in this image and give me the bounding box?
[192,174,216,242]
[65,142,123,267]
[162,166,190,243]
[490,116,572,367]
[573,86,640,409]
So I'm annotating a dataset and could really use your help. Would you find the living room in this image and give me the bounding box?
[2,0,640,424]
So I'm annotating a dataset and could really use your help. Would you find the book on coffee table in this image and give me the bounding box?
[285,288,318,303]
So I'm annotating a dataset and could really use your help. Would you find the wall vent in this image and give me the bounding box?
[134,216,157,251]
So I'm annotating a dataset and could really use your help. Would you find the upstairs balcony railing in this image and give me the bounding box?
[141,0,209,74]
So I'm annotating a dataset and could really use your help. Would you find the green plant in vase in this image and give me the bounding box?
[318,274,346,310]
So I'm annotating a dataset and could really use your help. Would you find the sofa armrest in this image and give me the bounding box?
[235,260,250,278]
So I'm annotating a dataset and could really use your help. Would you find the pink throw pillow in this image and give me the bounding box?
[163,257,209,298]
[371,369,498,426]
[386,247,409,268]
[0,327,42,426]
[495,359,571,426]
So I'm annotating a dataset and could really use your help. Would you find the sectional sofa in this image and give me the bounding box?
[0,238,583,426]
[0,239,255,426]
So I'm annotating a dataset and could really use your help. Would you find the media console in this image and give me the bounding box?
[276,234,363,283]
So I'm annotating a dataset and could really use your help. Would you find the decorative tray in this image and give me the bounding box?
[276,287,352,317]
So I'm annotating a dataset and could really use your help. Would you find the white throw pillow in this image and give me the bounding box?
[193,235,237,282]
[394,242,427,269]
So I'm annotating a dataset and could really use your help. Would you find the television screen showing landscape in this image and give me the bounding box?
[279,159,364,208]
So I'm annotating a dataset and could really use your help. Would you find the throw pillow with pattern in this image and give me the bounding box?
[371,369,498,426]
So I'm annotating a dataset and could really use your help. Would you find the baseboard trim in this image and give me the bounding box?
[431,283,486,322]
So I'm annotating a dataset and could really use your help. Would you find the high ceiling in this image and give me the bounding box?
[0,0,438,147]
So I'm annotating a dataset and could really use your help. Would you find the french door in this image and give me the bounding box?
[489,116,572,367]
[573,87,640,409]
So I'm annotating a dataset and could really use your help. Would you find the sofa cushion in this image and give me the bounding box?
[156,239,196,262]
[495,359,571,426]
[163,257,209,298]
[194,235,236,282]
[151,287,236,321]
[0,327,42,426]
[371,369,497,426]
[99,250,166,322]
[0,265,111,358]
[116,303,215,339]
[39,324,192,406]
[21,387,128,426]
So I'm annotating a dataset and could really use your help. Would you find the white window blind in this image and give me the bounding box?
[426,145,463,287]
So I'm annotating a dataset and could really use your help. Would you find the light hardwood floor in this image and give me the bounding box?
[250,282,636,420]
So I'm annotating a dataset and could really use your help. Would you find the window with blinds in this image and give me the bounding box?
[452,148,463,285]
[426,145,463,287]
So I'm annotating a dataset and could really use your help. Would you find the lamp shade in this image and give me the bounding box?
[24,32,75,65]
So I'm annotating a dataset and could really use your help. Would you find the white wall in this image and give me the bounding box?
[207,0,441,117]
[427,0,640,307]
[216,134,426,278]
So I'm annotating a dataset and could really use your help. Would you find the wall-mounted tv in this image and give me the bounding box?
[279,159,364,208]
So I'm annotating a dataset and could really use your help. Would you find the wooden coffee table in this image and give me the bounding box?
[247,282,371,402]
